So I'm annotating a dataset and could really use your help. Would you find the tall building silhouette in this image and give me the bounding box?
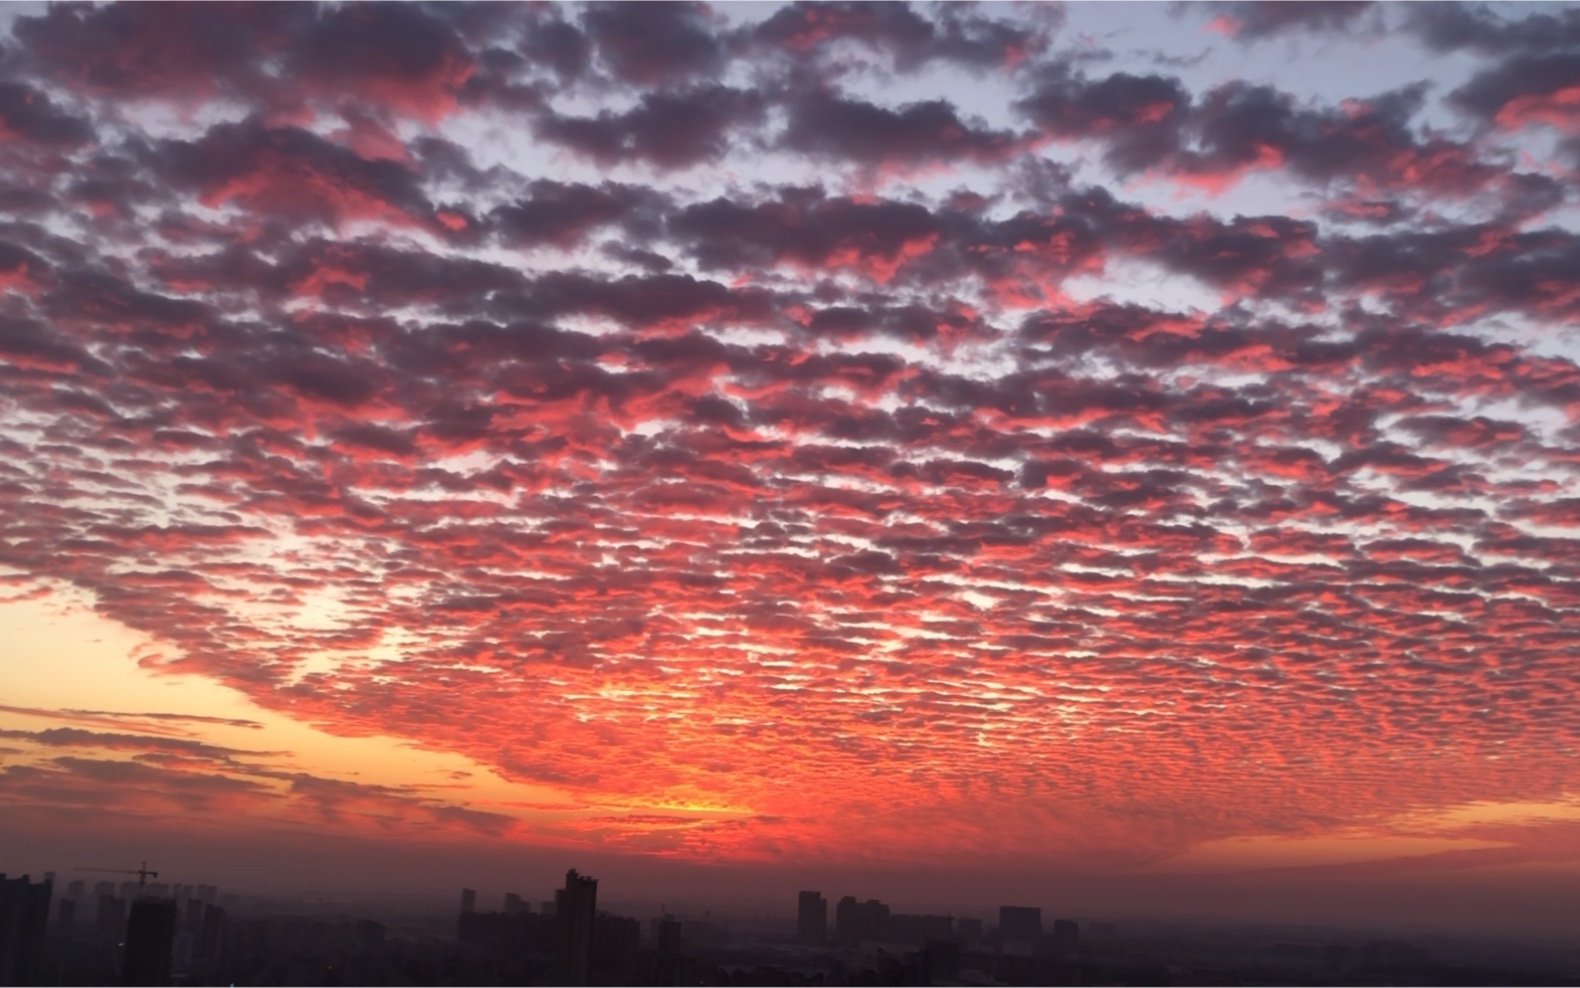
[122,899,177,987]
[835,896,890,943]
[195,905,227,964]
[0,874,51,987]
[797,891,827,945]
[1051,918,1079,952]
[54,898,75,944]
[554,870,597,986]
[459,888,477,915]
[95,894,124,943]
[887,912,952,944]
[652,916,681,953]
[999,905,1042,943]
[592,913,640,981]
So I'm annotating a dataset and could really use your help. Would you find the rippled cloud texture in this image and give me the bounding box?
[2,1,1580,901]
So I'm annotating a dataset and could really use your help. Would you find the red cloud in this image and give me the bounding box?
[0,1,1577,887]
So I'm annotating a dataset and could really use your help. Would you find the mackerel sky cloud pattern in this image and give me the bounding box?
[2,1,1580,894]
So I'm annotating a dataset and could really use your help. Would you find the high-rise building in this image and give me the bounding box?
[65,881,84,904]
[54,898,75,942]
[999,905,1042,943]
[459,888,477,915]
[195,905,227,963]
[503,892,526,915]
[0,874,51,987]
[797,891,827,945]
[122,899,178,987]
[1051,918,1079,951]
[922,938,962,984]
[835,896,890,943]
[652,916,681,953]
[554,870,597,986]
[887,913,952,944]
[592,914,640,980]
[95,895,125,943]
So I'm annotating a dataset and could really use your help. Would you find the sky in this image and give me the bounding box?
[2,0,1580,933]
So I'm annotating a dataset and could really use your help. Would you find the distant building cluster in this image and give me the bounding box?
[4,863,1546,986]
[795,888,1060,954]
[1,870,231,986]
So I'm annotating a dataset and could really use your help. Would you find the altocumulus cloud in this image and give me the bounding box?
[0,0,1578,870]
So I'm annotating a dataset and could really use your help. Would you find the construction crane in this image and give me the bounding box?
[76,860,158,888]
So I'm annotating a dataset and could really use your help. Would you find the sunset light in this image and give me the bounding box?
[2,3,1579,975]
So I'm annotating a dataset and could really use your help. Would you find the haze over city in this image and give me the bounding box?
[2,0,1580,957]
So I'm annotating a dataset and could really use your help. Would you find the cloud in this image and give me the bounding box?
[1451,52,1580,133]
[747,1,1056,72]
[0,0,1576,879]
[1405,3,1580,56]
[534,85,766,169]
[782,89,1031,173]
[1192,2,1376,42]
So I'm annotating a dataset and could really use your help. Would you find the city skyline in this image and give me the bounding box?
[12,861,1578,986]
[2,0,1580,939]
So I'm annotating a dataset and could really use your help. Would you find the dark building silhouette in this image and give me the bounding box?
[122,898,177,987]
[592,913,640,980]
[503,892,526,915]
[195,905,227,964]
[999,905,1042,942]
[459,888,477,915]
[922,938,962,984]
[887,912,952,944]
[554,869,597,986]
[456,904,555,970]
[0,874,51,987]
[1051,918,1079,952]
[957,916,984,942]
[678,915,725,950]
[96,894,125,943]
[55,898,76,937]
[652,916,681,953]
[835,896,890,943]
[796,890,827,945]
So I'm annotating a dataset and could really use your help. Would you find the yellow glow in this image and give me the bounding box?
[1389,797,1580,831]
[1158,833,1511,872]
[0,584,579,814]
